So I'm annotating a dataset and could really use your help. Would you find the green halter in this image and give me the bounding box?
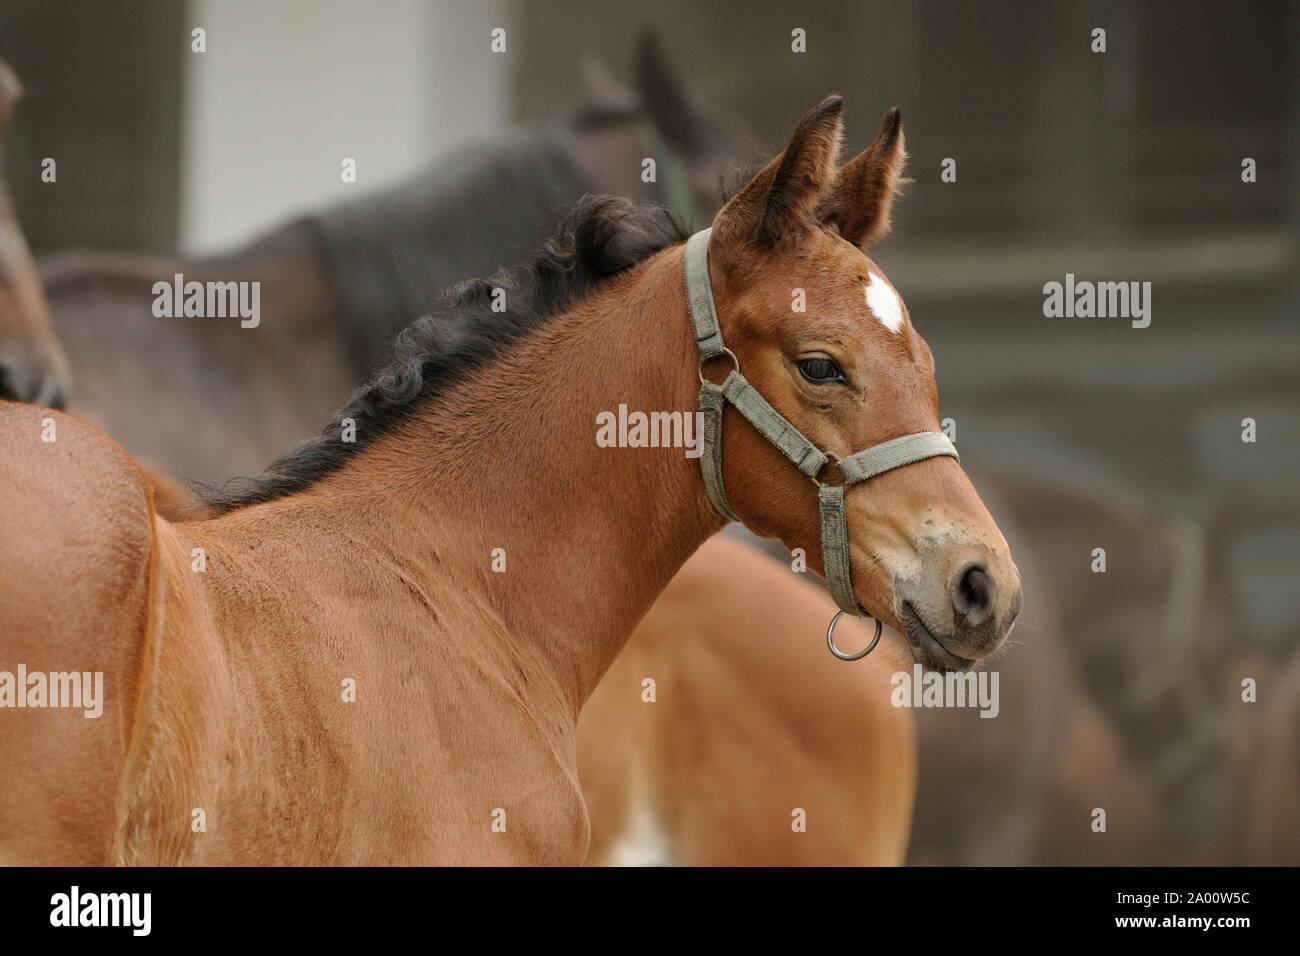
[684,227,960,621]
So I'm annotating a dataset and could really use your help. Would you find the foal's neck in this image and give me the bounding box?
[329,246,722,711]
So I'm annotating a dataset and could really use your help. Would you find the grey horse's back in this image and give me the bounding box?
[311,125,588,363]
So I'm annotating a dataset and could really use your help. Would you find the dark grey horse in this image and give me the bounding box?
[44,34,760,485]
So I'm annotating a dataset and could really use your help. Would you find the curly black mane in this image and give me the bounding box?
[201,194,687,513]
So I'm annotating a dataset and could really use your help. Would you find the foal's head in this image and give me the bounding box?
[0,56,69,409]
[704,96,1021,670]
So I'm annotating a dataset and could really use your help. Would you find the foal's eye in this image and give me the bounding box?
[796,356,847,385]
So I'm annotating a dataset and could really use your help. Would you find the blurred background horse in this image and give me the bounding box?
[0,55,67,407]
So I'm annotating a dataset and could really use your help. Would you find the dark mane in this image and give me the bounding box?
[199,195,687,514]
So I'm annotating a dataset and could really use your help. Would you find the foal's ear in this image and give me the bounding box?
[817,107,908,248]
[712,95,844,251]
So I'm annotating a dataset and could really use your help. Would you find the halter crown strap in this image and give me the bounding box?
[682,228,959,617]
[684,229,726,360]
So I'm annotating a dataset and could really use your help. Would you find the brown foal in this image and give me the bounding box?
[0,96,1019,864]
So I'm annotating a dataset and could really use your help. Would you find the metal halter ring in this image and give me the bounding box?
[826,609,883,661]
[697,347,740,385]
[808,449,842,488]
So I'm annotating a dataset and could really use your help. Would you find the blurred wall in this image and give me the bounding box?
[180,0,512,254]
[517,0,1295,246]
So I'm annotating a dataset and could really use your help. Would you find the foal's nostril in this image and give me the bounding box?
[950,560,995,628]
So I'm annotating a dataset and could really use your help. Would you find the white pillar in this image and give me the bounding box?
[179,0,513,254]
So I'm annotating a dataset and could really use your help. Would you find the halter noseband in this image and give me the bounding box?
[684,227,960,657]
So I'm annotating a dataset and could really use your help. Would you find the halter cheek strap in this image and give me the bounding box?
[684,227,960,619]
